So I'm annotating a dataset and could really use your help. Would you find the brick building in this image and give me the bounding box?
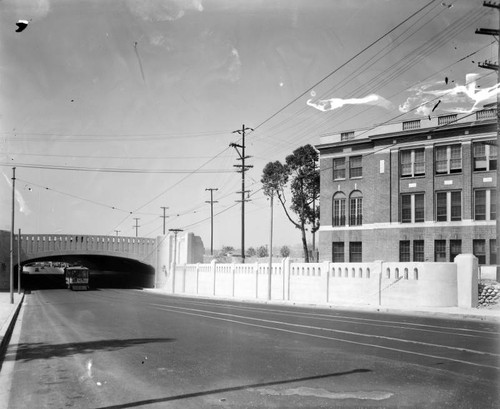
[316,109,497,264]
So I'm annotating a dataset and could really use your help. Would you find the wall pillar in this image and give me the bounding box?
[373,260,384,306]
[211,259,217,296]
[283,257,291,301]
[322,261,331,303]
[455,254,478,308]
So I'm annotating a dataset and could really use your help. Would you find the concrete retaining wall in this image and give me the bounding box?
[167,255,477,308]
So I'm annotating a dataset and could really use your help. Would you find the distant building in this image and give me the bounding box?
[315,109,497,264]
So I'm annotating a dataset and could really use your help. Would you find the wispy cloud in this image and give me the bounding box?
[307,93,392,112]
[127,0,203,22]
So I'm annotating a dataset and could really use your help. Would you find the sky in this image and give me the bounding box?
[0,0,498,252]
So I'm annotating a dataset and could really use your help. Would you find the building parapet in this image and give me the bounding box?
[319,109,497,145]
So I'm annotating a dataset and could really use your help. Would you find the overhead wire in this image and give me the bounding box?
[254,5,489,153]
[250,0,439,135]
[250,3,488,153]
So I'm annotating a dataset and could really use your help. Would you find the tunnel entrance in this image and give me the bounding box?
[18,255,155,291]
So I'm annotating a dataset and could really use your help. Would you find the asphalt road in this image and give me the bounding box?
[1,289,499,408]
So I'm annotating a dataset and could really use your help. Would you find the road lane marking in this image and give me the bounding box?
[147,296,500,337]
[150,304,500,369]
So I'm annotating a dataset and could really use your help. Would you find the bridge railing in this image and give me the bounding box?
[17,234,157,256]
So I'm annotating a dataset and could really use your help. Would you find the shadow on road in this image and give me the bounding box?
[5,338,175,362]
[95,368,372,409]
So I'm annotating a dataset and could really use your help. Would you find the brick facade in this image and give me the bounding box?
[316,111,497,264]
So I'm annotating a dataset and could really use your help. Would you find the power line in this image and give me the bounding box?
[251,0,439,133]
[0,162,234,174]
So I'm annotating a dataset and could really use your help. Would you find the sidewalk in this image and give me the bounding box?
[147,288,500,323]
[0,291,24,363]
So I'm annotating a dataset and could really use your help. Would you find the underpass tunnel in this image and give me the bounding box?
[18,255,155,291]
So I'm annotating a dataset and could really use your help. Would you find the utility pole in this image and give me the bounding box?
[205,188,218,256]
[169,228,183,293]
[476,1,500,279]
[230,124,253,263]
[160,206,169,235]
[10,167,15,304]
[133,218,140,237]
[17,228,21,294]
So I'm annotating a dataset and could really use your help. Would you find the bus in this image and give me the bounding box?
[64,266,90,290]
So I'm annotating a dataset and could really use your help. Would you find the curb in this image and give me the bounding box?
[0,293,25,370]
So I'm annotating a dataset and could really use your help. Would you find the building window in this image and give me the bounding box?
[473,189,495,221]
[332,242,344,262]
[475,190,487,220]
[400,193,424,223]
[434,240,446,262]
[473,239,486,265]
[333,158,346,180]
[413,240,425,262]
[490,239,497,265]
[341,131,354,141]
[349,242,362,262]
[435,145,462,174]
[333,192,346,226]
[473,142,497,171]
[451,191,461,221]
[349,191,363,226]
[349,156,362,178]
[399,241,410,262]
[400,148,425,178]
[436,191,461,222]
[450,239,461,262]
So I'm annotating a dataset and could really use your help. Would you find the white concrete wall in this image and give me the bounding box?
[166,256,478,309]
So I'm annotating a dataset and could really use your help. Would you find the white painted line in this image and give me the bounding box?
[150,304,500,369]
[151,297,499,337]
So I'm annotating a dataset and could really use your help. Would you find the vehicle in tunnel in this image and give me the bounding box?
[19,255,155,290]
[64,266,90,290]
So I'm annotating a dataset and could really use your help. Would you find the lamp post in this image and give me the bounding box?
[268,193,274,301]
[10,167,16,304]
[18,228,21,294]
[169,228,183,293]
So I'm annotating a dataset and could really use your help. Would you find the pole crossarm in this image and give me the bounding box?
[478,61,499,70]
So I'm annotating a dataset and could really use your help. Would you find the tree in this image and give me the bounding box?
[280,245,290,258]
[261,144,319,262]
[257,245,269,258]
[246,247,256,257]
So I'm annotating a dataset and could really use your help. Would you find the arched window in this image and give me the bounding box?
[349,190,363,226]
[333,192,346,226]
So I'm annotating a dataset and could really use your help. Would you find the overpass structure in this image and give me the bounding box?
[0,231,205,290]
[18,234,157,265]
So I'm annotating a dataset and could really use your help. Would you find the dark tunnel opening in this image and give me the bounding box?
[18,255,155,291]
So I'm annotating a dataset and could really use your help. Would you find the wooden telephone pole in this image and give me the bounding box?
[205,188,218,256]
[230,125,253,263]
[476,1,500,279]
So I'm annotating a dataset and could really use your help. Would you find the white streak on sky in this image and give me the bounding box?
[399,73,500,116]
[307,94,392,112]
[1,173,31,215]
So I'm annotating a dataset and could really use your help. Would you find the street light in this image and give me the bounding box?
[169,229,183,293]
